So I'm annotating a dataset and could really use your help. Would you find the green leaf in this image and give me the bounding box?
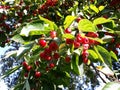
[12,34,25,43]
[20,21,51,37]
[88,49,98,60]
[102,82,120,90]
[71,54,80,75]
[64,15,77,29]
[98,5,105,11]
[16,43,34,60]
[90,4,99,13]
[25,80,30,90]
[96,45,112,67]
[62,34,75,39]
[110,51,118,62]
[78,19,97,32]
[39,16,58,30]
[4,50,17,59]
[102,35,113,43]
[1,66,21,79]
[93,17,116,27]
[23,80,30,90]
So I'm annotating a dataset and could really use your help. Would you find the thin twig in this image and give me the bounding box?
[90,63,107,83]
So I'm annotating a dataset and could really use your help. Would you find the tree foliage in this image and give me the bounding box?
[0,0,120,90]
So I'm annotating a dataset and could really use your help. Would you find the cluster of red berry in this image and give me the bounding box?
[64,17,99,64]
[22,61,41,78]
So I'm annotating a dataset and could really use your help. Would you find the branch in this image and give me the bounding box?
[90,63,107,83]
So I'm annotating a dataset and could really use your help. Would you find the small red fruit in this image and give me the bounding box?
[83,44,89,50]
[86,32,99,38]
[76,17,81,22]
[66,39,74,45]
[49,63,55,68]
[49,41,58,51]
[45,55,52,61]
[82,50,89,58]
[82,37,89,44]
[22,61,28,68]
[27,65,32,71]
[73,40,80,48]
[83,57,88,64]
[76,34,83,43]
[24,72,28,77]
[50,30,57,39]
[116,43,120,48]
[35,61,39,66]
[65,56,71,63]
[35,71,41,78]
[53,53,60,60]
[64,28,72,33]
[38,39,47,47]
[40,52,45,59]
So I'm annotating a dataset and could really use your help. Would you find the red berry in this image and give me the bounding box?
[76,34,83,43]
[64,28,72,33]
[83,57,88,64]
[40,52,45,59]
[49,63,55,68]
[35,71,41,78]
[27,65,32,71]
[89,39,95,45]
[24,72,28,77]
[82,50,89,58]
[116,43,120,48]
[35,61,39,66]
[49,41,58,51]
[82,37,89,44]
[53,53,60,60]
[76,17,81,22]
[86,32,99,38]
[66,39,74,45]
[44,47,52,55]
[65,56,71,63]
[45,55,52,61]
[83,44,89,50]
[50,30,57,39]
[38,39,47,47]
[22,61,28,67]
[73,40,80,48]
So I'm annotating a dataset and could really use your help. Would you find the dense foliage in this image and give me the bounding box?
[0,0,120,90]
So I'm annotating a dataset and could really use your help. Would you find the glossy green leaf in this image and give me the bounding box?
[78,19,97,32]
[62,34,75,39]
[64,15,77,29]
[4,50,17,59]
[96,45,112,67]
[102,82,120,90]
[102,35,113,43]
[12,34,25,43]
[25,80,30,90]
[39,15,58,30]
[88,49,98,60]
[90,4,99,13]
[1,66,21,79]
[93,17,116,28]
[16,42,34,60]
[71,54,80,75]
[99,5,105,11]
[110,51,118,61]
[20,21,51,37]
[23,80,30,90]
